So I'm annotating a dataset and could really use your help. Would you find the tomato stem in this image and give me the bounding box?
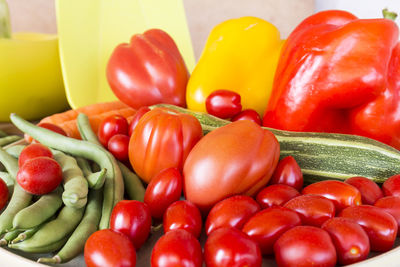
[0,0,11,38]
[383,8,398,21]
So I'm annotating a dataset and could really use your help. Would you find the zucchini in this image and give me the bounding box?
[152,104,400,184]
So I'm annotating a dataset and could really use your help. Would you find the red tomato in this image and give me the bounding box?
[128,106,150,136]
[382,174,400,197]
[184,120,280,211]
[144,168,183,219]
[107,134,130,161]
[284,194,336,227]
[109,200,151,249]
[151,229,203,267]
[16,157,62,195]
[129,108,203,183]
[0,178,9,210]
[18,143,53,167]
[84,229,136,267]
[205,195,260,235]
[302,180,362,211]
[231,109,262,125]
[163,200,202,238]
[274,226,337,267]
[204,227,262,267]
[205,90,242,119]
[98,115,129,147]
[242,206,301,255]
[25,122,67,143]
[345,176,383,205]
[339,205,397,252]
[321,217,370,265]
[269,156,303,191]
[374,196,400,235]
[256,184,300,209]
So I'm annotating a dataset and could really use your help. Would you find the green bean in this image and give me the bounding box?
[0,135,21,147]
[76,157,107,189]
[77,113,101,146]
[118,162,145,201]
[0,229,22,246]
[0,130,7,138]
[5,144,25,158]
[12,223,44,244]
[0,171,14,187]
[10,113,124,229]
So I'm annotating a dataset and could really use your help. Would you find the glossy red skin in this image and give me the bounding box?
[25,122,67,143]
[255,184,300,209]
[274,226,337,267]
[130,108,203,183]
[128,106,150,136]
[84,229,136,267]
[242,206,302,255]
[284,194,335,227]
[321,217,370,265]
[18,143,53,167]
[163,200,202,238]
[151,229,203,267]
[375,196,400,236]
[107,29,189,109]
[339,205,398,252]
[98,115,129,147]
[204,227,262,267]
[269,156,303,191]
[109,200,151,249]
[144,167,183,219]
[345,176,383,205]
[231,109,262,125]
[16,157,62,195]
[263,10,400,149]
[382,174,400,197]
[302,180,362,212]
[0,178,8,210]
[107,134,130,161]
[205,195,260,235]
[206,90,242,119]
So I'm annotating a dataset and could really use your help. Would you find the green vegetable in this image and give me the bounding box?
[118,162,145,202]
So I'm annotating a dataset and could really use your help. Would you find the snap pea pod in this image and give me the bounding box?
[118,162,145,202]
[76,157,107,190]
[0,135,21,147]
[0,229,22,246]
[12,223,45,244]
[10,113,123,229]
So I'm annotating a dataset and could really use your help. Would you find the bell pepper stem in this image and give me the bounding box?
[0,0,11,38]
[382,8,398,21]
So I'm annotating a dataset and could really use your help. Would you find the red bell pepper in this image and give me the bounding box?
[263,10,400,149]
[107,29,189,109]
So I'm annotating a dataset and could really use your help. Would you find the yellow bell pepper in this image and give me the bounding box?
[186,16,283,116]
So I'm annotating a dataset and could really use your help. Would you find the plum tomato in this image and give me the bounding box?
[242,206,301,255]
[144,168,183,220]
[269,156,303,191]
[107,134,130,161]
[98,115,129,147]
[204,227,262,267]
[24,122,67,143]
[151,229,203,267]
[128,106,150,136]
[84,229,136,267]
[345,176,383,205]
[382,174,400,197]
[274,226,337,267]
[231,109,262,125]
[0,178,8,210]
[374,196,400,235]
[339,205,397,252]
[321,217,370,265]
[302,180,361,211]
[255,184,300,209]
[284,194,335,227]
[163,200,202,238]
[109,200,151,249]
[205,89,242,119]
[16,157,62,195]
[18,143,53,167]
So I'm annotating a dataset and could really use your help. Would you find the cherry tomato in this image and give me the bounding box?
[144,167,183,219]
[242,206,301,255]
[345,176,383,205]
[163,200,202,238]
[18,143,53,167]
[374,196,400,235]
[321,217,370,265]
[128,106,150,136]
[231,109,261,125]
[339,205,397,252]
[151,229,203,267]
[269,156,303,191]
[107,134,129,161]
[0,178,9,210]
[274,226,337,267]
[98,115,129,147]
[382,174,400,197]
[204,227,262,267]
[284,194,336,227]
[84,229,136,267]
[16,157,62,195]
[255,184,300,209]
[109,200,151,249]
[205,89,242,119]
[205,195,260,235]
[302,180,362,211]
[24,122,67,143]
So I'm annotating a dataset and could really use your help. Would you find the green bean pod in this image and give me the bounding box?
[12,223,44,244]
[0,171,14,187]
[76,157,107,190]
[0,130,7,138]
[0,229,22,246]
[0,135,21,147]
[118,162,145,202]
[5,144,25,159]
